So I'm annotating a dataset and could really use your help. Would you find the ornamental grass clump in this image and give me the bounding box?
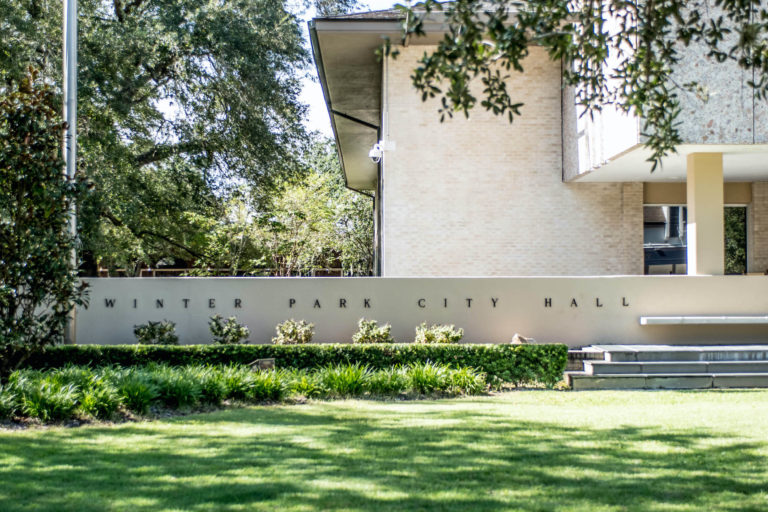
[319,363,370,397]
[134,320,179,345]
[19,378,79,422]
[366,366,410,395]
[149,364,202,409]
[287,370,325,398]
[413,323,464,344]
[272,319,314,345]
[184,365,228,405]
[219,365,253,400]
[209,315,249,345]
[352,318,394,344]
[0,384,20,420]
[408,361,450,395]
[247,370,287,402]
[79,378,122,420]
[116,369,159,415]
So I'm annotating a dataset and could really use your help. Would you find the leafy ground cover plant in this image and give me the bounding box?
[209,315,249,345]
[272,319,314,345]
[134,321,179,345]
[319,363,370,397]
[352,319,394,344]
[413,323,464,344]
[0,364,488,424]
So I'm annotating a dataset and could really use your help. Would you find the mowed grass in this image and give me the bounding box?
[1,391,768,511]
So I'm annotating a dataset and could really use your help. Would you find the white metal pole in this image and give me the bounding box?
[63,0,78,344]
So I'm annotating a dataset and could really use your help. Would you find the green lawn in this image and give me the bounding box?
[1,391,768,511]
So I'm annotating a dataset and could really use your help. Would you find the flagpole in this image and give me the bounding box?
[63,0,78,344]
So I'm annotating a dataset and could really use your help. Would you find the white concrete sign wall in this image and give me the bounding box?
[77,276,768,347]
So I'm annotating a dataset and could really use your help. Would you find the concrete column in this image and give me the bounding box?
[686,153,724,275]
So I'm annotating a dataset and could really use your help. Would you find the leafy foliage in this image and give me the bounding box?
[24,343,569,387]
[209,315,250,345]
[0,71,88,376]
[0,0,368,274]
[134,321,179,346]
[272,319,315,345]
[352,319,395,344]
[414,323,464,344]
[0,362,488,423]
[395,0,768,168]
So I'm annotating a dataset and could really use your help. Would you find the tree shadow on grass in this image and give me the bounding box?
[0,400,767,512]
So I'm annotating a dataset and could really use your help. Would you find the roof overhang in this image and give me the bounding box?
[309,14,448,190]
[571,144,768,182]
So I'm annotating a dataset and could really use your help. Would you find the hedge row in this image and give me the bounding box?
[23,343,568,387]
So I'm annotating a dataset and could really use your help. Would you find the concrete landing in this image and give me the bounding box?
[567,345,768,390]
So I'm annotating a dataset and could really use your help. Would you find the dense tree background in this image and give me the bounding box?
[0,0,371,276]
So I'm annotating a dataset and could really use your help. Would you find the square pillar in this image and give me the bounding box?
[686,153,724,275]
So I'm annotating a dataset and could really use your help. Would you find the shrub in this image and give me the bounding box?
[79,378,122,419]
[209,315,249,345]
[407,362,449,394]
[352,319,394,344]
[366,366,409,395]
[24,343,568,387]
[185,366,228,405]
[272,319,314,345]
[149,365,202,409]
[286,370,325,398]
[117,369,159,415]
[414,323,464,344]
[247,370,286,402]
[219,365,253,401]
[319,363,370,397]
[20,379,79,422]
[0,71,89,377]
[0,384,20,420]
[446,366,487,395]
[134,320,179,345]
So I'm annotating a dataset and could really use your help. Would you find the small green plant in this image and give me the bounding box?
[366,366,410,395]
[117,370,159,415]
[20,379,79,422]
[319,363,370,397]
[79,379,122,419]
[209,315,249,345]
[352,318,394,344]
[134,320,179,345]
[408,362,449,395]
[247,370,287,402]
[287,370,325,398]
[149,365,202,409]
[414,323,464,344]
[0,384,20,420]
[219,365,253,400]
[446,367,487,395]
[272,319,314,345]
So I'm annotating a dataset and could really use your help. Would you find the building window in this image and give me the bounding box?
[643,206,748,275]
[644,206,686,274]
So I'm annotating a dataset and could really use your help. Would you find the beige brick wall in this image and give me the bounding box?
[380,46,644,277]
[749,182,768,273]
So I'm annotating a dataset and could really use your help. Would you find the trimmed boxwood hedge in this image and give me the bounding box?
[23,343,568,387]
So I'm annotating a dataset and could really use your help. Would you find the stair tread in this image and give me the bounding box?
[569,372,768,378]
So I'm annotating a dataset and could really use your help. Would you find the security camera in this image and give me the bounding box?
[368,143,383,164]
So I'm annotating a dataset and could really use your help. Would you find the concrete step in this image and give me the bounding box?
[591,345,768,363]
[584,360,768,375]
[567,372,768,390]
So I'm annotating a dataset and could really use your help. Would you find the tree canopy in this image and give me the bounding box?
[0,0,371,274]
[394,0,768,168]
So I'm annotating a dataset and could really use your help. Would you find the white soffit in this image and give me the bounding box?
[312,17,448,191]
[573,144,768,182]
